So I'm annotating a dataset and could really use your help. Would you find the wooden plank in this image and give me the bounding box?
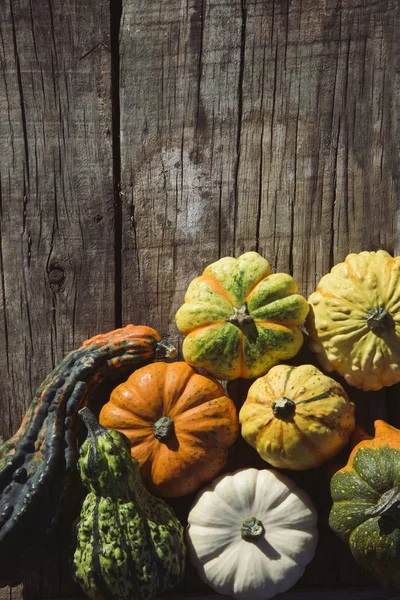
[120,4,245,591]
[0,0,114,597]
[235,0,397,288]
[119,1,244,591]
[119,0,242,346]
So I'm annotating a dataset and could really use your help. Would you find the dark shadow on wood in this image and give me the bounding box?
[111,0,123,329]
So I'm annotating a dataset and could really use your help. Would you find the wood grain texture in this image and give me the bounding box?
[119,0,242,348]
[0,0,399,597]
[120,0,400,595]
[234,0,397,286]
[0,585,23,600]
[0,0,114,597]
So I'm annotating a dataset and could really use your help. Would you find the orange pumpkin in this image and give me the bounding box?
[99,361,239,497]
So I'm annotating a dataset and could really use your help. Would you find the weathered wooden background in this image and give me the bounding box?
[0,0,399,598]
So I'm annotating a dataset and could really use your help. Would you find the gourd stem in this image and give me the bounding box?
[79,407,103,438]
[226,304,254,326]
[366,307,393,334]
[153,416,175,442]
[365,487,400,518]
[156,340,177,359]
[272,397,296,420]
[241,517,265,541]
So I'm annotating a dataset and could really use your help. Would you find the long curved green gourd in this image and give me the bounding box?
[72,407,186,600]
[0,325,175,587]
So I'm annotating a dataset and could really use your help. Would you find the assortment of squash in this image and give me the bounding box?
[2,249,400,597]
[0,324,175,586]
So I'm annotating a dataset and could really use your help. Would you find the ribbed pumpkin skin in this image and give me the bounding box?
[0,324,174,587]
[175,252,309,380]
[72,409,186,600]
[187,468,318,600]
[99,361,239,497]
[239,364,355,470]
[329,420,400,587]
[308,250,400,391]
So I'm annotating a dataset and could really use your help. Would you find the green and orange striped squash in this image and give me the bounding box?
[239,364,355,470]
[175,252,309,380]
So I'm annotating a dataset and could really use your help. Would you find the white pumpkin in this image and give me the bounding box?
[186,468,318,600]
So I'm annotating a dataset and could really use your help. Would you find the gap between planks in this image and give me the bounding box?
[0,586,23,600]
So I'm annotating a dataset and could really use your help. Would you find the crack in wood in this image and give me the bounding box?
[111,0,123,328]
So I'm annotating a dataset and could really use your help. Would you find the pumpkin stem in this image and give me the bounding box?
[79,407,104,438]
[272,397,296,420]
[155,340,177,359]
[365,487,400,519]
[153,416,175,442]
[227,304,254,326]
[366,307,394,334]
[241,517,265,541]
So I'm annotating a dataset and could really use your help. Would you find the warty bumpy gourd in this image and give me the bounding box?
[72,407,186,600]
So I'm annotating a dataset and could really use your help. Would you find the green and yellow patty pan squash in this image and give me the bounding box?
[239,364,355,470]
[175,252,309,380]
[72,408,186,600]
[308,250,400,391]
[330,420,400,588]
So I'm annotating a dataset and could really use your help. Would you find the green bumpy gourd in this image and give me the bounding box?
[72,407,186,600]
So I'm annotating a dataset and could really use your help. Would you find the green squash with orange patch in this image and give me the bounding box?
[330,420,400,587]
[239,364,355,470]
[175,252,309,380]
